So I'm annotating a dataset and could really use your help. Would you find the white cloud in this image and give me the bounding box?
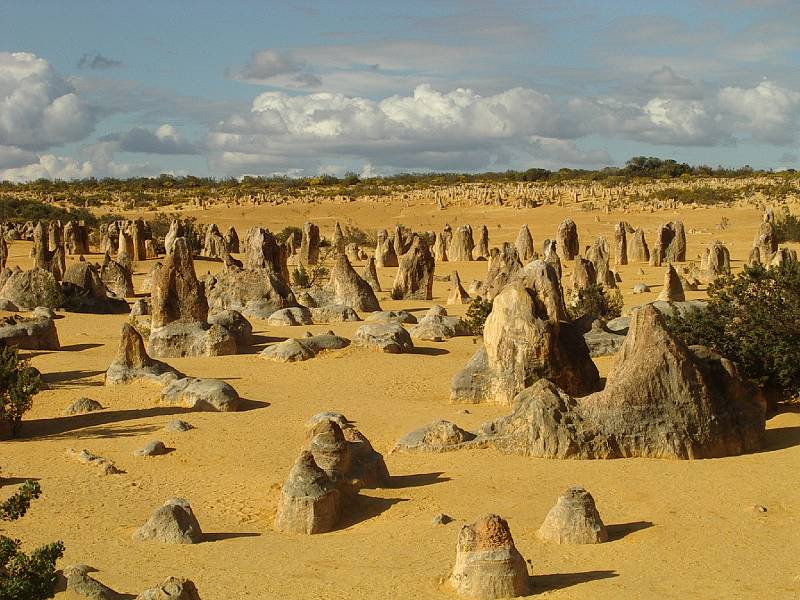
[0,52,94,150]
[225,49,321,88]
[718,80,800,143]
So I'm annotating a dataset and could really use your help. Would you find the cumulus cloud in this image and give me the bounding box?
[0,52,95,150]
[718,80,800,143]
[77,52,123,70]
[225,50,321,88]
[99,124,200,154]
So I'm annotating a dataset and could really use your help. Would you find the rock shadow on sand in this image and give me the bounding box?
[534,570,618,593]
[760,425,800,453]
[606,520,654,541]
[388,471,451,488]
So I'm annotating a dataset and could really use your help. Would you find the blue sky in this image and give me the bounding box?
[0,0,798,181]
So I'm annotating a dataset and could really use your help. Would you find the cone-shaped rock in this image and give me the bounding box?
[571,257,596,291]
[482,243,522,300]
[657,264,685,302]
[299,221,320,265]
[586,237,615,288]
[362,256,382,292]
[274,451,341,534]
[475,225,490,259]
[332,222,345,255]
[448,514,529,599]
[133,498,203,544]
[327,254,381,312]
[538,486,608,544]
[433,232,449,262]
[614,222,628,266]
[151,237,208,328]
[753,221,777,265]
[375,229,398,268]
[628,228,650,263]
[448,271,470,305]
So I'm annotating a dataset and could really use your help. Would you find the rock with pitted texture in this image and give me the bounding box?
[449,225,474,261]
[409,305,467,341]
[135,577,201,600]
[447,271,470,305]
[0,313,60,349]
[133,498,202,544]
[514,225,534,262]
[374,229,398,268]
[391,235,434,300]
[628,228,650,263]
[361,256,381,292]
[299,221,320,265]
[261,332,350,362]
[354,322,414,353]
[451,261,598,405]
[657,264,685,302]
[327,254,381,312]
[0,267,62,309]
[556,218,579,262]
[475,225,490,260]
[448,514,529,599]
[537,485,608,544]
[274,451,341,534]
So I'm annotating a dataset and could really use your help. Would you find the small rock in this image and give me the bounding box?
[134,440,170,457]
[64,397,104,416]
[432,513,452,525]
[164,420,193,432]
[752,504,768,513]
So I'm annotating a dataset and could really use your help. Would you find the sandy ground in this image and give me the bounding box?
[1,200,798,599]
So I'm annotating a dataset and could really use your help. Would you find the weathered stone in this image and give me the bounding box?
[583,320,626,357]
[274,451,341,534]
[448,514,529,599]
[391,235,434,300]
[475,225,490,260]
[354,322,414,353]
[0,313,59,349]
[261,333,350,363]
[207,309,252,347]
[299,222,320,265]
[361,256,382,292]
[62,262,128,313]
[628,228,650,263]
[538,486,608,544]
[394,420,476,453]
[451,262,598,405]
[134,440,170,457]
[365,310,417,324]
[586,237,615,288]
[64,397,103,416]
[514,225,534,262]
[327,254,381,312]
[753,221,778,265]
[135,576,201,600]
[657,264,685,302]
[374,229,398,268]
[450,225,474,261]
[205,267,296,319]
[633,283,650,294]
[243,227,287,282]
[556,218,579,261]
[0,267,62,309]
[433,231,449,263]
[64,564,123,600]
[614,222,628,266]
[164,419,193,432]
[133,498,203,544]
[571,257,596,291]
[66,448,121,476]
[482,243,522,300]
[447,271,470,305]
[409,305,468,341]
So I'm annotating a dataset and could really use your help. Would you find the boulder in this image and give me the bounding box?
[134,440,170,457]
[207,309,253,348]
[394,420,476,453]
[365,310,417,324]
[132,498,203,544]
[409,305,468,341]
[135,577,201,600]
[0,313,59,349]
[538,486,608,544]
[205,267,296,319]
[274,451,341,534]
[354,322,414,353]
[63,564,123,600]
[451,261,599,405]
[64,397,103,416]
[583,320,626,357]
[0,267,62,309]
[261,333,350,362]
[61,262,129,314]
[448,514,529,599]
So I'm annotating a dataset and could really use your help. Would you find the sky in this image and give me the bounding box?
[0,0,799,182]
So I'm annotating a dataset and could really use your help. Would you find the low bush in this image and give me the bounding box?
[566,283,623,323]
[465,296,493,336]
[0,346,42,438]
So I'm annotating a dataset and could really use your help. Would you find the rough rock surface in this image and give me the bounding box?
[0,267,63,309]
[134,440,170,457]
[207,309,253,348]
[514,225,534,262]
[449,225,474,261]
[451,261,599,405]
[361,257,382,292]
[475,225,489,259]
[556,218,579,261]
[133,498,203,544]
[374,230,398,268]
[64,397,103,416]
[135,577,201,600]
[447,271,470,305]
[538,486,608,544]
[365,310,417,324]
[701,240,731,281]
[471,305,765,459]
[0,313,60,349]
[61,262,128,314]
[63,564,123,600]
[394,420,477,453]
[205,267,296,319]
[657,265,686,302]
[614,222,628,266]
[274,451,341,534]
[327,254,381,312]
[261,333,350,362]
[583,320,627,357]
[299,221,321,266]
[354,322,414,353]
[409,306,468,341]
[481,243,522,300]
[448,514,530,600]
[391,235,435,300]
[628,228,650,263]
[105,324,240,412]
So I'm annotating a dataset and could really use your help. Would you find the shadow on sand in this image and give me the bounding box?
[761,425,800,453]
[389,472,451,488]
[607,520,654,541]
[533,570,618,594]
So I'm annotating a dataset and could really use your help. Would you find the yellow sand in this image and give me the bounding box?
[0,200,798,599]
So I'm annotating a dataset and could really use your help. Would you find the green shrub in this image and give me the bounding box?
[774,210,800,243]
[342,225,375,247]
[566,283,623,323]
[0,479,64,600]
[465,296,493,336]
[291,264,310,288]
[0,347,42,438]
[275,226,302,245]
[665,262,800,398]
